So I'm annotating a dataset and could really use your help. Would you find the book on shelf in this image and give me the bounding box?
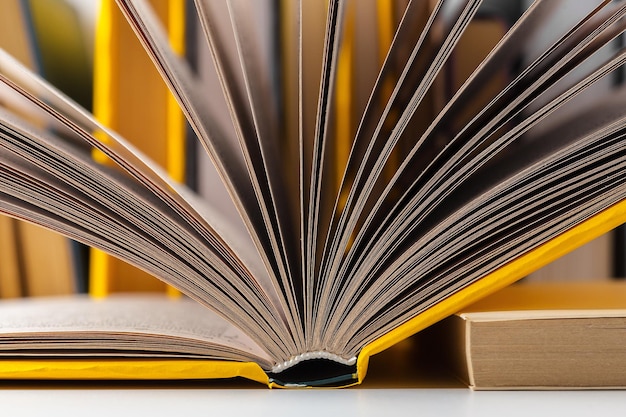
[0,0,84,298]
[426,281,626,389]
[0,0,29,299]
[89,0,186,296]
[0,216,22,298]
[0,0,626,388]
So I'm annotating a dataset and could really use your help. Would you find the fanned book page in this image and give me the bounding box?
[0,0,626,387]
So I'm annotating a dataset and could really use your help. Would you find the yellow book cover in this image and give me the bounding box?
[90,0,185,297]
[0,0,625,388]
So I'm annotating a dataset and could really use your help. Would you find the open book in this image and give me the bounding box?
[0,0,626,387]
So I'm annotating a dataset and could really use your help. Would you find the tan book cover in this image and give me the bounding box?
[433,282,626,390]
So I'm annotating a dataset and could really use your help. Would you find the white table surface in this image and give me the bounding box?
[2,383,626,417]
[2,338,625,416]
[2,360,625,416]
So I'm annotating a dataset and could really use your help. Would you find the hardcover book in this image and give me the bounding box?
[0,0,626,387]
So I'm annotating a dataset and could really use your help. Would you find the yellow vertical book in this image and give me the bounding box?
[90,0,186,297]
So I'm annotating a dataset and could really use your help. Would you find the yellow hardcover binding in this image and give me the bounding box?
[0,359,268,384]
[90,0,184,297]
